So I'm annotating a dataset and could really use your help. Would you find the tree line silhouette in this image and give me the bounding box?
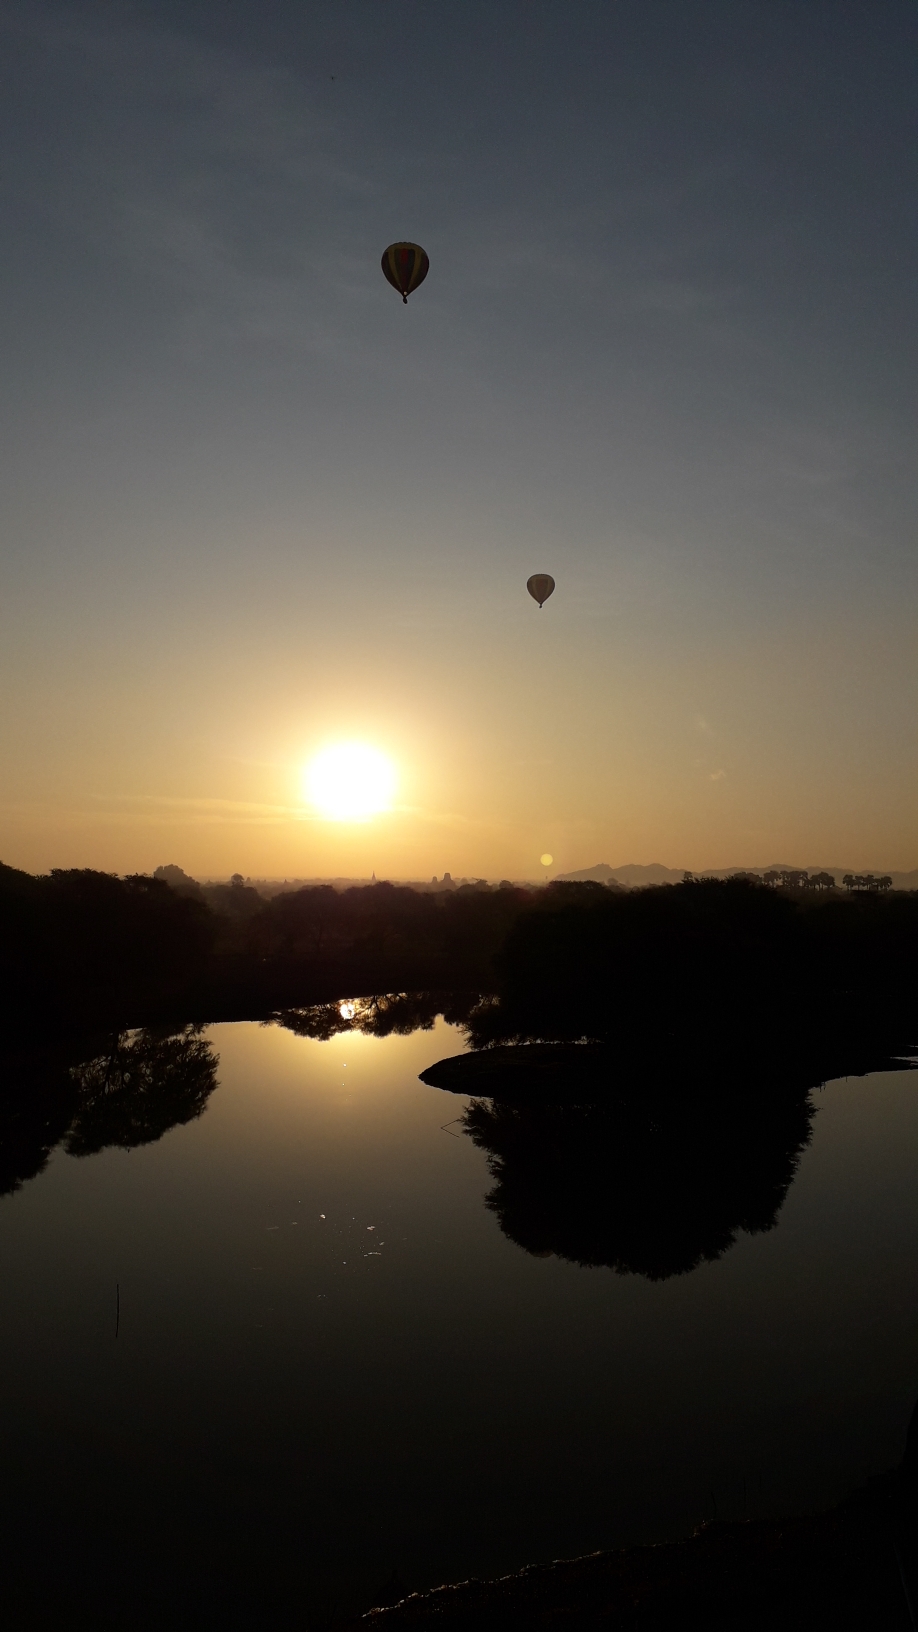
[841,872,893,893]
[463,876,918,1071]
[0,862,529,1036]
[1,862,916,1057]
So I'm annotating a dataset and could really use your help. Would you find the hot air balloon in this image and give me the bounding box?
[381,242,429,304]
[527,573,555,608]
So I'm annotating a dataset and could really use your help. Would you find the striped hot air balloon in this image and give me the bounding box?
[381,242,430,304]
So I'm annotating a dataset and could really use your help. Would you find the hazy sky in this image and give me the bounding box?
[1,0,916,879]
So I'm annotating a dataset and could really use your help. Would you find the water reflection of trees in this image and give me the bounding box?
[0,1060,75,1196]
[0,1025,218,1194]
[462,1090,816,1280]
[65,1027,217,1157]
[275,991,479,1042]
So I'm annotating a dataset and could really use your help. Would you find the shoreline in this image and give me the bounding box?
[347,1461,917,1628]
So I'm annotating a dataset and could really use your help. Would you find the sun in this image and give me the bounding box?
[304,744,396,821]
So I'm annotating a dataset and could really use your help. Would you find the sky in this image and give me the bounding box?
[0,0,916,881]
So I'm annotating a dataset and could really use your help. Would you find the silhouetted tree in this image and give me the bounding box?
[0,867,216,1033]
[461,877,918,1061]
[806,871,836,892]
[254,884,341,960]
[843,872,892,894]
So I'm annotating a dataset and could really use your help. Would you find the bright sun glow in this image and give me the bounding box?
[305,744,397,821]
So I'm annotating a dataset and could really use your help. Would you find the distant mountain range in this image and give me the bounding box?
[557,862,918,891]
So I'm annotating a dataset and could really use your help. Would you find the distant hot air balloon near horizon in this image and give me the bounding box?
[527,573,555,608]
[381,242,430,303]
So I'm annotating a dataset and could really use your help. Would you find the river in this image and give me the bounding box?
[1,1011,917,1626]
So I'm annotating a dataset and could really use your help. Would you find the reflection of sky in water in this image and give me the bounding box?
[1,1018,918,1621]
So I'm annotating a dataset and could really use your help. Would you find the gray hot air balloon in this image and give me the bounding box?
[527,573,555,608]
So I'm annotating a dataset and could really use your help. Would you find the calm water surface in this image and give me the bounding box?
[2,1016,918,1626]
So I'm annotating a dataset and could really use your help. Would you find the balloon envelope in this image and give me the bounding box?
[527,574,555,608]
[381,242,430,303]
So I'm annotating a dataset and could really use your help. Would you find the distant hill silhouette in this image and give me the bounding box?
[559,861,918,890]
[558,862,681,886]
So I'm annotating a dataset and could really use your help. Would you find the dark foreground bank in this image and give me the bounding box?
[347,1445,918,1630]
[350,1505,914,1630]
